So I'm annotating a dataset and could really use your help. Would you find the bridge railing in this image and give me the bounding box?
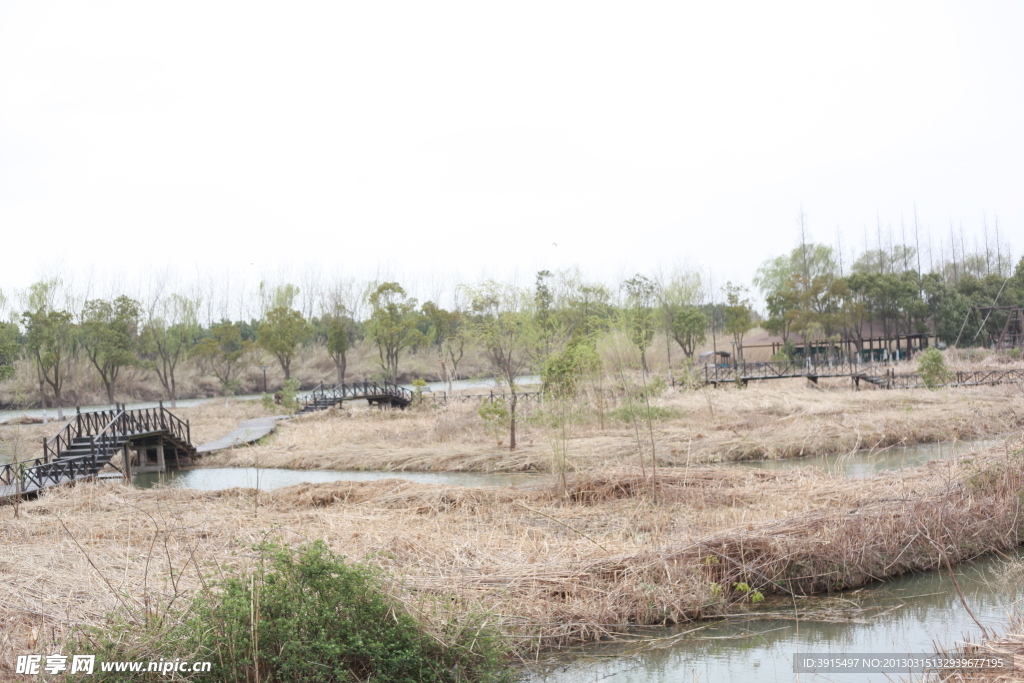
[703,359,890,383]
[110,403,191,446]
[303,381,415,408]
[0,456,48,489]
[41,414,78,463]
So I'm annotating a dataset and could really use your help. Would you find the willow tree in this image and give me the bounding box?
[462,282,536,451]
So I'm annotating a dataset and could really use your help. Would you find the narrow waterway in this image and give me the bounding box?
[733,439,999,478]
[522,550,1024,683]
[0,375,542,425]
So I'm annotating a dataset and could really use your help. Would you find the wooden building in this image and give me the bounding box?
[739,320,935,363]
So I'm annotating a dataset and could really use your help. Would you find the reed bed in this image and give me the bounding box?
[1,441,1022,675]
[199,383,1024,472]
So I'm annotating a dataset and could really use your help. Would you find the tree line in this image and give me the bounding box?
[753,240,1024,362]
[1,229,1021,434]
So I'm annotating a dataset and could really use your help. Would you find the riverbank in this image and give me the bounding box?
[1,441,1021,675]
[198,383,1024,472]
[938,606,1024,682]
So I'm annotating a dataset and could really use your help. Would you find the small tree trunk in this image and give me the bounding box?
[106,381,116,406]
[37,376,47,413]
[52,384,64,420]
[508,392,518,451]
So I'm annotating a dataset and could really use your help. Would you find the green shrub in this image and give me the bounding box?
[81,542,510,683]
[278,378,302,412]
[477,399,511,445]
[917,348,952,389]
[608,400,680,422]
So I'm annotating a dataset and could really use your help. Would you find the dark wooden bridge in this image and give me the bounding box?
[703,360,1024,390]
[703,360,881,386]
[300,381,415,412]
[0,404,196,500]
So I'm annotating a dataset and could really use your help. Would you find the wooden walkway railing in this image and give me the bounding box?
[1,403,195,500]
[703,361,1024,390]
[300,381,415,412]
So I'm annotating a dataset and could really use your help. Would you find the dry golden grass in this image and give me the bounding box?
[932,612,1024,681]
[168,399,276,447]
[199,382,1024,473]
[1,440,1022,674]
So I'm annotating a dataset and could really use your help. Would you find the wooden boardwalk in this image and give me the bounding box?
[195,415,287,453]
[703,361,1024,390]
[0,404,195,501]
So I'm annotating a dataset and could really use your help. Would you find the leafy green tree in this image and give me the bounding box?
[366,282,421,383]
[670,305,707,359]
[139,295,200,407]
[462,282,536,451]
[762,276,801,354]
[622,274,658,374]
[754,243,837,297]
[420,301,465,391]
[560,279,613,338]
[258,306,311,381]
[0,289,15,382]
[22,307,74,417]
[722,283,754,361]
[322,309,357,385]
[0,321,18,382]
[192,321,253,396]
[80,296,142,405]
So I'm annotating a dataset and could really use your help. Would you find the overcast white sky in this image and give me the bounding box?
[1,1,1022,307]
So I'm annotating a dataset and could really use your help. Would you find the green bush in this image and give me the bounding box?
[279,378,302,412]
[608,400,680,422]
[917,348,952,389]
[82,542,510,683]
[477,399,511,444]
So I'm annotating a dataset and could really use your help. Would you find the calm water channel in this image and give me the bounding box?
[521,550,1023,683]
[734,439,999,478]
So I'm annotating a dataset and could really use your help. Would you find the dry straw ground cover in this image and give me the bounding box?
[1,440,1022,676]
[200,383,1024,473]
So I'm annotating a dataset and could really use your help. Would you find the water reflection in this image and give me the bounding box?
[524,551,1024,683]
[734,440,998,478]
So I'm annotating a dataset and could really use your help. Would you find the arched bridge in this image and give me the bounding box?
[0,404,196,500]
[300,381,414,412]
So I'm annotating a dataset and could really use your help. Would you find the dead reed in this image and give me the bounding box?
[1,440,1022,674]
[198,383,1024,472]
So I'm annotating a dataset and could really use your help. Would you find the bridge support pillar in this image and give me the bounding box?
[122,441,133,485]
[156,440,166,472]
